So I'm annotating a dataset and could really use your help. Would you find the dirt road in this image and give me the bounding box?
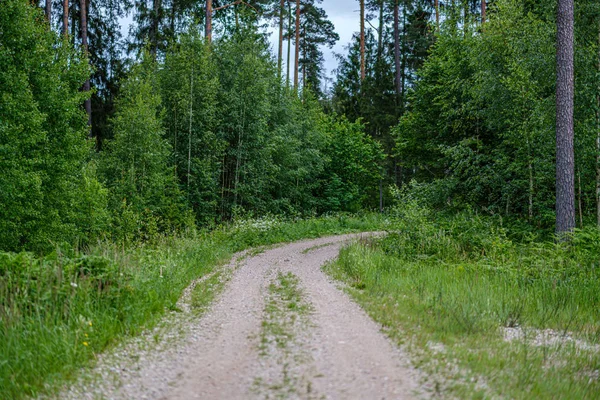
[62,234,424,399]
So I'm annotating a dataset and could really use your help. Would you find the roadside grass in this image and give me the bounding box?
[0,212,384,399]
[325,203,600,399]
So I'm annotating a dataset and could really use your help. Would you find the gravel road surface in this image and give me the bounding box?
[59,234,424,400]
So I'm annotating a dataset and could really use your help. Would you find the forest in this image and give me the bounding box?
[2,0,600,398]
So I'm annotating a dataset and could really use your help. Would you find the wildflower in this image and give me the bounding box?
[70,282,78,288]
[84,333,88,337]
[88,321,92,326]
[83,342,88,346]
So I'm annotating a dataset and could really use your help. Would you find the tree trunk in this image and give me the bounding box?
[394,0,401,97]
[294,0,300,91]
[71,1,77,41]
[278,0,285,80]
[435,0,439,31]
[596,28,600,226]
[152,0,161,55]
[360,0,365,81]
[463,0,468,36]
[401,2,407,106]
[555,0,576,235]
[63,0,69,36]
[206,0,213,43]
[377,1,383,58]
[481,0,486,24]
[287,1,292,87]
[80,0,92,132]
[45,0,51,21]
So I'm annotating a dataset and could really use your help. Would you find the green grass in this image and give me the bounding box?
[325,204,600,399]
[260,272,310,353]
[0,212,385,399]
[255,271,312,398]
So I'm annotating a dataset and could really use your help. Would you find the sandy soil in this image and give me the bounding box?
[59,233,425,400]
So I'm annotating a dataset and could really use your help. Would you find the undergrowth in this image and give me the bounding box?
[326,201,600,399]
[0,212,384,399]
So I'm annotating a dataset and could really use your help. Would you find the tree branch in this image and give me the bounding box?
[214,0,258,13]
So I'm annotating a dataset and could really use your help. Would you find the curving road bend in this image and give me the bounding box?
[60,233,425,400]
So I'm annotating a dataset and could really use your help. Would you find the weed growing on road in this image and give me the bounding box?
[326,203,600,399]
[254,271,315,398]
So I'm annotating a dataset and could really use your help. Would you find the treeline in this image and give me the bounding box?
[396,0,599,229]
[1,0,382,252]
[38,0,340,144]
[334,0,600,232]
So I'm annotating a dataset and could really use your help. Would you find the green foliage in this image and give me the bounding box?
[396,0,600,225]
[161,30,222,225]
[0,0,102,252]
[215,29,275,216]
[264,91,327,214]
[319,117,385,212]
[100,53,190,242]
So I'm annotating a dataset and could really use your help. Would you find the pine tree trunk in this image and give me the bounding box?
[401,2,407,105]
[63,0,69,36]
[555,0,576,235]
[71,1,77,41]
[80,0,92,132]
[294,0,300,91]
[360,0,365,81]
[278,0,285,80]
[45,0,51,21]
[377,1,383,59]
[481,0,486,24]
[287,1,292,87]
[206,0,213,42]
[394,0,401,97]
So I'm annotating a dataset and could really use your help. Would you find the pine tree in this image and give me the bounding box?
[294,0,300,90]
[555,0,575,235]
[297,0,338,97]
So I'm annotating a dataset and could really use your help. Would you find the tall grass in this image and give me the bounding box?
[328,202,600,398]
[0,213,385,399]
